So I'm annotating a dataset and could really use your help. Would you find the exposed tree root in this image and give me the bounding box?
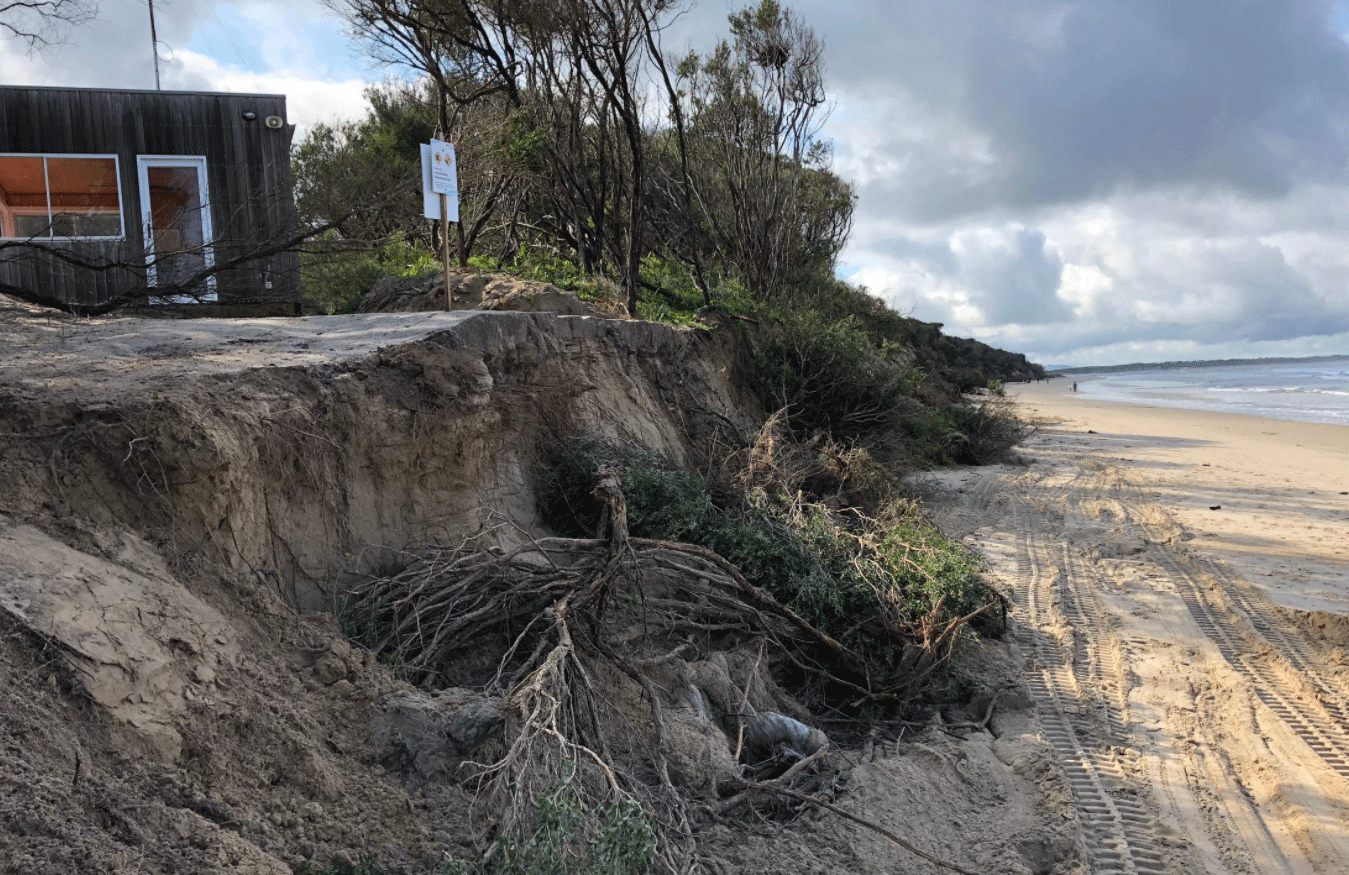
[342,467,985,873]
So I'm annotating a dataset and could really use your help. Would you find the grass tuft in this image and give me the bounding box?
[444,782,656,875]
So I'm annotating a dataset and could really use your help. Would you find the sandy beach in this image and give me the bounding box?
[1020,379,1349,619]
[917,380,1349,874]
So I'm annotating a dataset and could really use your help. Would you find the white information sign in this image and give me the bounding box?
[430,139,458,195]
[421,142,460,222]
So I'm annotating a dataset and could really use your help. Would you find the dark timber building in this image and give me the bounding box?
[0,86,301,310]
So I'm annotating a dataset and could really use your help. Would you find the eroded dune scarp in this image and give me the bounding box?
[0,301,1078,874]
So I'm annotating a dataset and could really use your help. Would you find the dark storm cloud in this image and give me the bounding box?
[820,0,1349,221]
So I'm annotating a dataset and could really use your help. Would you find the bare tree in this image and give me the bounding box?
[514,0,666,313]
[323,0,854,313]
[0,0,97,52]
[328,0,691,314]
[326,0,525,124]
[323,1,540,268]
[680,0,853,302]
[569,0,656,315]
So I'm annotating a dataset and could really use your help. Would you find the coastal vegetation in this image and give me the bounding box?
[307,1,1040,871]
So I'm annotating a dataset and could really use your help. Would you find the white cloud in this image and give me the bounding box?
[0,0,370,135]
[161,49,368,137]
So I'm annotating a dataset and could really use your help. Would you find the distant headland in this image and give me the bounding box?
[1049,353,1349,376]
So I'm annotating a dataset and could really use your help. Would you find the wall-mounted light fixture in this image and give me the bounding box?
[241,110,258,121]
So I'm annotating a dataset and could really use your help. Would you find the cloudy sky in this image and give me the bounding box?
[4,0,1349,365]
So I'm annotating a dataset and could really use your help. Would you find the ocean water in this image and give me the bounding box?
[1075,359,1349,426]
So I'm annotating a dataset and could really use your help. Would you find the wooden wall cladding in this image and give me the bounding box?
[0,87,300,308]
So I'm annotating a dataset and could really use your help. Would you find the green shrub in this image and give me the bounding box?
[893,405,962,468]
[468,244,624,310]
[634,256,704,324]
[623,464,713,542]
[445,784,656,875]
[942,401,1031,466]
[701,508,822,601]
[877,509,992,623]
[748,311,921,443]
[630,257,757,325]
[742,303,1033,473]
[300,238,386,315]
[714,500,1000,656]
[538,438,1005,662]
[887,399,1030,469]
[301,237,440,315]
[465,250,752,326]
[537,439,710,541]
[944,366,987,394]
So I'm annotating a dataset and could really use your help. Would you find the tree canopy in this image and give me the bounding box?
[302,0,855,315]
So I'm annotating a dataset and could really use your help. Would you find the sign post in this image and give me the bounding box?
[439,193,451,310]
[422,140,460,310]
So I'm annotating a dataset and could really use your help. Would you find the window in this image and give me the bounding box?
[0,154,124,240]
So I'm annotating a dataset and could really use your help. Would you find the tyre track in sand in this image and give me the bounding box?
[1083,469,1349,871]
[1136,532,1349,783]
[1057,460,1349,872]
[1008,469,1171,875]
[990,461,1304,875]
[1196,555,1349,732]
[930,459,1320,872]
[1107,466,1349,785]
[1064,469,1282,875]
[933,395,1349,873]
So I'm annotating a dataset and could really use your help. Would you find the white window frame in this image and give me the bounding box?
[136,155,216,298]
[0,152,125,241]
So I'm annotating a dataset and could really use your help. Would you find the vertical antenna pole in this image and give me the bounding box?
[148,0,162,90]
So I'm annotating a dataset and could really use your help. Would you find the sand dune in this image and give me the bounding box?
[916,380,1349,874]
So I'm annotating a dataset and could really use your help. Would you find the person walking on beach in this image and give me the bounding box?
[1072,381,1078,392]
